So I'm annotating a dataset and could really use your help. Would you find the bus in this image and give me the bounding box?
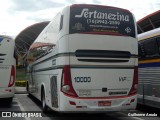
[26,4,138,112]
[0,35,16,104]
[138,28,160,108]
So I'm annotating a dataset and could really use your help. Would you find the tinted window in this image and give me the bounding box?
[143,38,159,58]
[156,36,160,51]
[27,44,54,64]
[138,42,145,59]
[70,5,136,37]
[59,15,64,31]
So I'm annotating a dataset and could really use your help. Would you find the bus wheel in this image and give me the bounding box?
[5,97,13,107]
[42,89,48,113]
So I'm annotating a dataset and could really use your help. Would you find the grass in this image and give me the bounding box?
[16,68,27,87]
[16,68,27,80]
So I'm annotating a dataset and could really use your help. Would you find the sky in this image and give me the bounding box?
[0,0,160,38]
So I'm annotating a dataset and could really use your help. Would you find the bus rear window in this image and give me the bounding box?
[69,5,136,38]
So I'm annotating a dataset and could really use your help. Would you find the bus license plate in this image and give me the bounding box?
[98,101,111,106]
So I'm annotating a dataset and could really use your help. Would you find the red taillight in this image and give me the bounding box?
[128,66,138,95]
[69,101,76,105]
[8,65,15,87]
[61,65,78,97]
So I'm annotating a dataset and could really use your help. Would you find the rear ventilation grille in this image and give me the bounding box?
[77,59,129,63]
[75,50,131,63]
[0,53,6,63]
[50,76,58,108]
[75,50,131,58]
[0,53,6,56]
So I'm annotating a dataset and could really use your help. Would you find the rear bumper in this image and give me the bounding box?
[59,93,137,112]
[0,87,15,99]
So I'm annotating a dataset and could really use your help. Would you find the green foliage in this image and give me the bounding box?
[16,68,27,80]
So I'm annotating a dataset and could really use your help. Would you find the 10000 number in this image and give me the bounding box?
[74,77,91,83]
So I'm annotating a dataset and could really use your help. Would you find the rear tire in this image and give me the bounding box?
[42,89,48,113]
[5,97,12,107]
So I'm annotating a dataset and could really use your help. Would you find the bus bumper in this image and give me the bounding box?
[59,93,137,112]
[0,87,15,99]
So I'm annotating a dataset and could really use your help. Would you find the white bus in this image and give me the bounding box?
[0,35,16,104]
[27,4,138,112]
[138,28,160,108]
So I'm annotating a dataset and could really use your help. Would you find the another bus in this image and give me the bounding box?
[27,4,138,112]
[0,35,16,104]
[138,28,160,108]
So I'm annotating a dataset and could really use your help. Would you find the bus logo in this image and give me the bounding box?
[125,27,131,33]
[119,77,127,81]
[72,23,85,30]
[74,8,130,22]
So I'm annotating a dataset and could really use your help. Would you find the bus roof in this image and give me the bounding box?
[70,4,131,13]
[138,27,160,41]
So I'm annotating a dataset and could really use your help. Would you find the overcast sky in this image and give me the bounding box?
[0,0,160,38]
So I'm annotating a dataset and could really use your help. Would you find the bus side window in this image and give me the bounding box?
[143,38,159,58]
[156,36,160,52]
[35,47,46,60]
[138,42,145,59]
[59,15,64,31]
[14,48,18,65]
[28,50,37,63]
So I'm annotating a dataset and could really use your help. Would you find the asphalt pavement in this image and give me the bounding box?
[0,87,159,120]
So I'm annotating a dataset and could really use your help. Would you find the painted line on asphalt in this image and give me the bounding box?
[12,97,19,106]
[15,94,28,95]
[16,98,31,120]
[13,97,17,100]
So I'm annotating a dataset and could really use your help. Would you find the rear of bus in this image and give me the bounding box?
[0,36,16,104]
[59,4,138,112]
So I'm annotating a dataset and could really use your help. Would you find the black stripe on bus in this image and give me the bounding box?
[33,53,74,66]
[131,54,138,58]
[0,58,4,60]
[34,65,135,73]
[34,66,62,72]
[77,59,129,62]
[33,52,137,67]
[0,53,6,56]
[75,50,131,58]
[70,65,134,69]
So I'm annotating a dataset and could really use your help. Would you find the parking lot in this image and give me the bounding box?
[0,87,159,120]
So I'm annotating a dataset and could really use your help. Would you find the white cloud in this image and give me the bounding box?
[27,8,63,22]
[0,0,159,37]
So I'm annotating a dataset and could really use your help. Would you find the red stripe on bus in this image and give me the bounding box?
[79,32,128,36]
[63,93,136,100]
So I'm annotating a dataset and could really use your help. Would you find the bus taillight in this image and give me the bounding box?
[128,66,138,96]
[8,65,15,87]
[61,65,78,97]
